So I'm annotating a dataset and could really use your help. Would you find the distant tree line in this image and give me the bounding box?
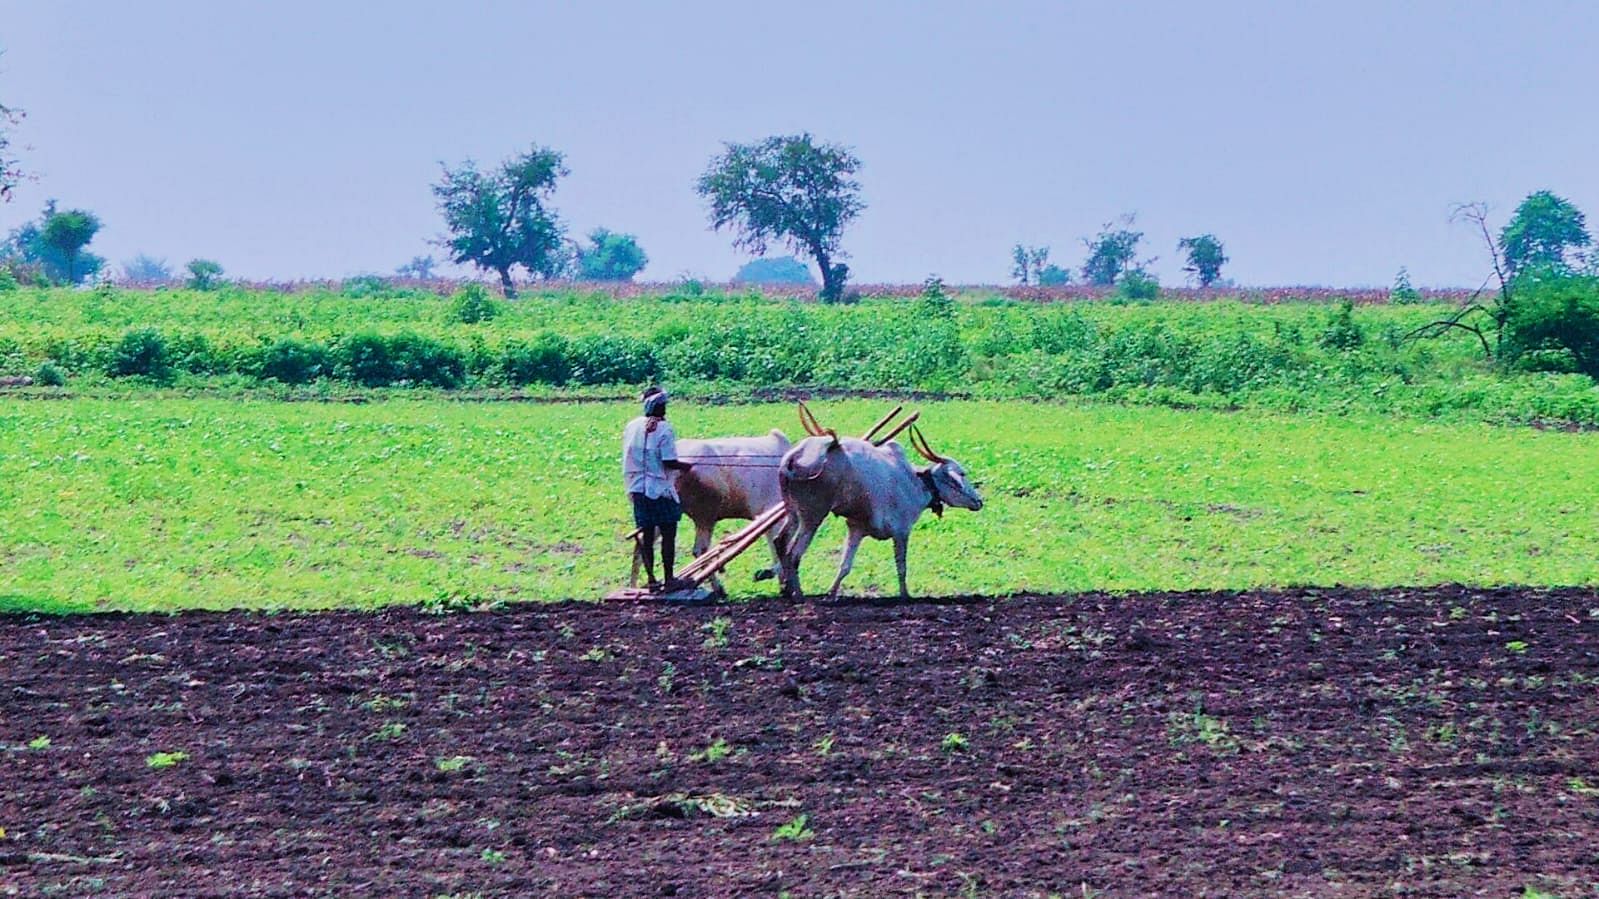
[1012,220,1229,293]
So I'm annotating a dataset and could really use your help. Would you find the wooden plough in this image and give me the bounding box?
[604,404,921,602]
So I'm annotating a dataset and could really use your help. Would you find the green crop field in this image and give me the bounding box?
[4,395,1597,614]
[5,285,1599,425]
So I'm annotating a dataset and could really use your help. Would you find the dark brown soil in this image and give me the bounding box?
[4,586,1598,898]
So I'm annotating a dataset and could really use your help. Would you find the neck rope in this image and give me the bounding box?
[918,470,945,518]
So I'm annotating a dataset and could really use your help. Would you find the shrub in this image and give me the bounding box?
[334,332,465,388]
[1504,276,1599,380]
[259,338,332,384]
[341,274,391,299]
[1318,300,1364,351]
[335,333,397,386]
[450,284,501,324]
[34,361,66,386]
[166,332,221,374]
[500,333,570,385]
[108,328,172,379]
[0,266,17,291]
[1116,269,1160,301]
[568,334,660,385]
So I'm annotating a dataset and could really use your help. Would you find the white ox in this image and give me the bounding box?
[775,427,983,600]
[673,429,792,580]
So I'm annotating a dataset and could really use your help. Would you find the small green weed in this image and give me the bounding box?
[702,616,732,649]
[480,848,506,865]
[369,722,407,741]
[814,733,835,756]
[27,735,50,751]
[691,738,732,763]
[941,732,970,754]
[145,751,189,769]
[771,813,814,842]
[1505,640,1529,654]
[435,755,474,773]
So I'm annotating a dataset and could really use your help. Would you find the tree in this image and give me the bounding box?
[1499,190,1590,278]
[575,228,648,281]
[1081,216,1144,286]
[1177,234,1228,287]
[394,255,438,280]
[1010,244,1050,285]
[186,258,224,290]
[15,203,103,284]
[696,133,864,303]
[1037,264,1071,286]
[433,145,568,298]
[733,256,815,285]
[1,96,20,203]
[122,254,173,284]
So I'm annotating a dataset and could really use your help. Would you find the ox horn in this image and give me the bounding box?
[797,402,838,442]
[908,424,948,464]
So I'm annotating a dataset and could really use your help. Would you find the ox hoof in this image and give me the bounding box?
[752,568,775,582]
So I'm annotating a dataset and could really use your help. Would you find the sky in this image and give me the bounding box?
[2,0,1597,287]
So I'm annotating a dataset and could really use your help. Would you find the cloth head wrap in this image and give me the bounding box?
[642,388,668,417]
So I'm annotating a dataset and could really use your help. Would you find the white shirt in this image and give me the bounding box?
[621,416,680,500]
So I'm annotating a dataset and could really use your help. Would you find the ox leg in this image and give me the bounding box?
[893,535,911,600]
[826,524,865,600]
[691,520,714,557]
[691,518,726,597]
[754,531,782,582]
[779,516,822,600]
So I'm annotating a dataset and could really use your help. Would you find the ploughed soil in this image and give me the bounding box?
[3,587,1598,898]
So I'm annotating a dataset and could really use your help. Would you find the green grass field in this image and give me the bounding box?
[4,396,1596,613]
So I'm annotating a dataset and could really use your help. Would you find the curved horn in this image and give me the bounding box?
[909,425,948,464]
[797,402,824,437]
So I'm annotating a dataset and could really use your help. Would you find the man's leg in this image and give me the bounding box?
[640,525,659,587]
[659,520,678,583]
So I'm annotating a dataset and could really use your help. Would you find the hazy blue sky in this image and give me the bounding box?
[3,1,1596,286]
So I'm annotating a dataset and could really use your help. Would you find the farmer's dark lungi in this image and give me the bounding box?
[630,492,682,528]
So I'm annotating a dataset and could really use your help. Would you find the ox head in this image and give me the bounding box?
[909,426,984,512]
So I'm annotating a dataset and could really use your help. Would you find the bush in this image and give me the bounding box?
[500,333,570,385]
[568,334,660,385]
[1318,300,1364,350]
[334,333,396,386]
[1504,276,1599,380]
[341,275,392,299]
[1116,269,1160,301]
[108,328,173,379]
[0,266,17,291]
[34,361,66,386]
[335,332,466,388]
[450,284,501,324]
[259,338,332,384]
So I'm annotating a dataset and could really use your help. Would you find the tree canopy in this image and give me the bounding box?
[733,256,815,285]
[434,145,568,297]
[1499,190,1590,278]
[696,133,863,302]
[575,228,648,281]
[1177,234,1228,287]
[1081,217,1145,286]
[2,201,104,284]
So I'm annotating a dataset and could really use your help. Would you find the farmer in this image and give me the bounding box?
[622,386,694,591]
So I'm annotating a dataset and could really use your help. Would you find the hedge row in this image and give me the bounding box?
[15,329,662,388]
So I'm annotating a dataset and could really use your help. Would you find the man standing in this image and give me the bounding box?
[622,386,693,591]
